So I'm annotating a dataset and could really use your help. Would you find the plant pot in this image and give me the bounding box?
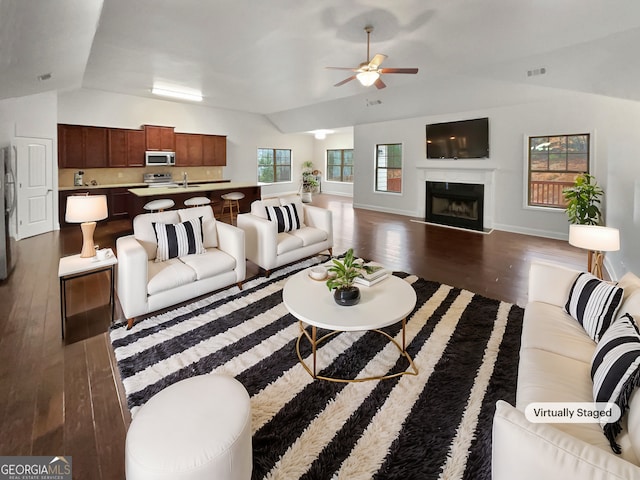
[333,286,361,306]
[301,192,312,203]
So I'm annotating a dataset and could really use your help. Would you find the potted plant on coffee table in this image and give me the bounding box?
[326,248,376,306]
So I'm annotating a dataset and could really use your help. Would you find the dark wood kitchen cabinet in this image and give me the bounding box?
[127,129,145,166]
[58,124,85,168]
[59,123,224,168]
[58,124,108,169]
[108,129,128,167]
[144,125,175,151]
[175,133,203,166]
[108,128,145,167]
[203,135,226,166]
[108,188,131,220]
[84,127,108,168]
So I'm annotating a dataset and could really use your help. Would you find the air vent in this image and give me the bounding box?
[37,72,52,81]
[366,99,382,107]
[527,67,547,77]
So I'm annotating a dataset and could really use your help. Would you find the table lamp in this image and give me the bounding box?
[65,194,108,258]
[568,224,620,279]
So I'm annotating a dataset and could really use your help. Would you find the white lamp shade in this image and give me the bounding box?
[568,224,620,252]
[356,70,380,87]
[65,195,108,223]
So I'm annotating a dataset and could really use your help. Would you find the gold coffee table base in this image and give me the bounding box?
[296,319,418,383]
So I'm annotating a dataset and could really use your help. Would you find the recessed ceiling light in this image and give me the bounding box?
[309,129,334,140]
[151,87,202,102]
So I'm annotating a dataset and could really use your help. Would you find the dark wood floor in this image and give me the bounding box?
[0,194,586,479]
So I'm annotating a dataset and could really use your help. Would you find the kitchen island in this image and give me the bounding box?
[127,182,261,218]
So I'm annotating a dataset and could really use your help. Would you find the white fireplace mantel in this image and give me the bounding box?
[416,159,499,229]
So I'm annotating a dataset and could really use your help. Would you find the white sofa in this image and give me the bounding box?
[493,261,640,479]
[236,196,333,276]
[116,205,245,329]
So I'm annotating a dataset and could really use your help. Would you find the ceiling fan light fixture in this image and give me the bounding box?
[151,87,203,102]
[356,70,380,87]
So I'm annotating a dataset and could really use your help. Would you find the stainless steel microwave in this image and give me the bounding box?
[145,151,175,166]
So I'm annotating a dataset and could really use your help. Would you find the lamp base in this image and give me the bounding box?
[588,250,605,279]
[80,221,97,258]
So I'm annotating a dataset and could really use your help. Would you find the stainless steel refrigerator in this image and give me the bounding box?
[0,146,17,280]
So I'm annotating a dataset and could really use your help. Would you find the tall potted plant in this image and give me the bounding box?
[563,173,604,225]
[301,161,319,203]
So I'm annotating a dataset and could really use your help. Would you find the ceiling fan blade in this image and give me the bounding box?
[369,54,387,68]
[326,66,358,71]
[374,77,386,89]
[379,67,419,74]
[334,76,357,87]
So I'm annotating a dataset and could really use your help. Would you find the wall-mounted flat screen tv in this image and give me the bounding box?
[426,117,489,159]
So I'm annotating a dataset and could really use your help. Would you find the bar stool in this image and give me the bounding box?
[143,199,175,212]
[220,192,245,224]
[184,196,211,207]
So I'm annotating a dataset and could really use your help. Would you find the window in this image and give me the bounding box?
[375,144,402,193]
[528,134,589,208]
[257,148,291,183]
[326,149,353,183]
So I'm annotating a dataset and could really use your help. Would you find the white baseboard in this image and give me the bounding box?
[491,222,568,241]
[352,202,418,217]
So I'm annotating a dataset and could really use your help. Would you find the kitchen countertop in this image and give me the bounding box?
[59,179,231,192]
[127,182,259,197]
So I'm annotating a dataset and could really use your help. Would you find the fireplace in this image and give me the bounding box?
[426,182,484,231]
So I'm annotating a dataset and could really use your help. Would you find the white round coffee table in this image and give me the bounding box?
[282,266,418,382]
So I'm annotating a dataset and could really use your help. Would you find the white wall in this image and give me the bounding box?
[312,130,354,197]
[351,92,640,278]
[0,91,58,236]
[57,88,313,198]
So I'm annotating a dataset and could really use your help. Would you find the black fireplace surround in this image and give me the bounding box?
[426,182,484,231]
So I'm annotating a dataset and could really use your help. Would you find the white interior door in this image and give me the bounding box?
[15,137,54,239]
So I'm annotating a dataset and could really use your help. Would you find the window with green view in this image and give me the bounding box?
[258,148,291,183]
[327,149,353,183]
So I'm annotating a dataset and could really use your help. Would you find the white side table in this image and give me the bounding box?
[58,249,117,339]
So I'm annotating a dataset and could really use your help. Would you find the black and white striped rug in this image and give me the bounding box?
[110,257,523,479]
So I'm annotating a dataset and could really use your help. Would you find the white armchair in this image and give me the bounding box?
[116,205,245,329]
[237,196,333,276]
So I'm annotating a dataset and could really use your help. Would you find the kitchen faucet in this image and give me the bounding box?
[183,171,188,188]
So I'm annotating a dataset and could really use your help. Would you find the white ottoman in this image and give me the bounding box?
[125,374,252,480]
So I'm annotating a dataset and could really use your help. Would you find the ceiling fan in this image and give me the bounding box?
[327,26,419,89]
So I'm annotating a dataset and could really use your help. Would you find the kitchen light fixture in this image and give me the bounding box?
[65,194,108,258]
[356,70,380,87]
[151,87,203,102]
[568,224,620,279]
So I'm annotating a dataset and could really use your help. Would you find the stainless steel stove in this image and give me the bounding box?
[143,173,178,187]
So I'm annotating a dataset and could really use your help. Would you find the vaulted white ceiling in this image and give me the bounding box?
[2,0,640,128]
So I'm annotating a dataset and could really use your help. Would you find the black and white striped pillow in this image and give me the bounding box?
[591,314,640,453]
[565,272,624,342]
[265,203,300,233]
[153,217,205,262]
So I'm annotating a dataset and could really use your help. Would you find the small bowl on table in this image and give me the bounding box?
[308,266,328,281]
